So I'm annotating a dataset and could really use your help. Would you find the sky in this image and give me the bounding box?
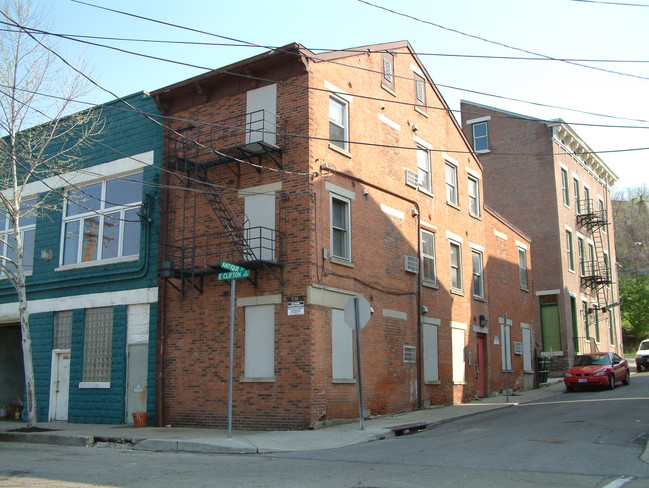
[25,0,649,193]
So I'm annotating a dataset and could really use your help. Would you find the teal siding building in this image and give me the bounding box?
[0,93,161,425]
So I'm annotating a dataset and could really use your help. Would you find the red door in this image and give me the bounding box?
[477,335,487,398]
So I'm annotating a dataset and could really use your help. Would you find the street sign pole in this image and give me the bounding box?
[504,312,510,403]
[354,297,365,430]
[227,279,236,439]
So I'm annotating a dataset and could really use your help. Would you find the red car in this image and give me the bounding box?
[564,352,630,392]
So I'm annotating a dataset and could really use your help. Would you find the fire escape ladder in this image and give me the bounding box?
[577,199,612,308]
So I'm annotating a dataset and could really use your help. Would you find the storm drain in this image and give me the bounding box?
[390,422,428,437]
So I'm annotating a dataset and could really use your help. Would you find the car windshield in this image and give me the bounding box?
[639,342,649,351]
[574,354,611,366]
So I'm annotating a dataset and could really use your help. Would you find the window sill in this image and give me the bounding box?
[79,382,110,389]
[331,256,354,268]
[414,106,428,118]
[469,212,482,220]
[424,380,440,385]
[422,281,438,290]
[450,288,464,296]
[381,84,397,97]
[56,255,139,271]
[239,377,276,383]
[473,296,486,302]
[475,149,490,154]
[446,201,461,211]
[419,188,434,198]
[520,286,529,293]
[332,378,356,384]
[329,143,352,158]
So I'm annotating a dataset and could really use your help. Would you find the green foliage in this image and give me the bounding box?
[620,275,649,345]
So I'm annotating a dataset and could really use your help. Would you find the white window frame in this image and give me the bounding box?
[560,167,570,207]
[445,161,458,206]
[471,121,489,153]
[468,175,480,217]
[417,145,431,193]
[329,94,349,151]
[421,229,436,286]
[0,198,36,276]
[566,228,574,272]
[330,194,351,261]
[60,172,143,267]
[577,236,585,276]
[471,249,484,299]
[449,240,463,292]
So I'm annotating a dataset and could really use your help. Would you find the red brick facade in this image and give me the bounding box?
[461,101,622,374]
[153,43,535,430]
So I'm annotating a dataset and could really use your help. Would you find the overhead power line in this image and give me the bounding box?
[355,0,649,81]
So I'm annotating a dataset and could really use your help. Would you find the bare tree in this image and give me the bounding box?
[0,0,102,426]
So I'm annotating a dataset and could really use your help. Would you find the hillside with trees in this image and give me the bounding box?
[612,186,649,350]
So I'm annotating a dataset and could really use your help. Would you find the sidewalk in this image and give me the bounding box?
[0,379,570,454]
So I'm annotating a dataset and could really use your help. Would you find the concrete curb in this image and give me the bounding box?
[0,432,94,447]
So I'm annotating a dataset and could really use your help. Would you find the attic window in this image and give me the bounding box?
[382,53,395,92]
[414,73,426,112]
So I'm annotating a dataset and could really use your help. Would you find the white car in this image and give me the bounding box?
[635,339,649,372]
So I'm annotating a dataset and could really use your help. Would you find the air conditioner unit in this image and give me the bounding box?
[404,169,418,189]
[404,255,419,274]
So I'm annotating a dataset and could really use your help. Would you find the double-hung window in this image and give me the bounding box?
[421,230,436,285]
[331,195,351,261]
[561,168,569,207]
[471,250,484,299]
[471,122,489,152]
[578,237,585,276]
[445,162,458,206]
[417,145,431,192]
[449,241,462,291]
[0,198,36,275]
[62,172,143,266]
[329,95,349,151]
[566,229,574,272]
[468,176,480,217]
[573,178,580,213]
[583,186,591,213]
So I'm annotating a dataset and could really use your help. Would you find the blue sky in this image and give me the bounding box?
[35,0,649,192]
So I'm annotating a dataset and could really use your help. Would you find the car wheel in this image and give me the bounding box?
[622,369,630,386]
[566,385,575,392]
[608,374,616,390]
[637,364,642,373]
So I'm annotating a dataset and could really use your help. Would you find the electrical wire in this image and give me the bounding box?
[355,0,649,81]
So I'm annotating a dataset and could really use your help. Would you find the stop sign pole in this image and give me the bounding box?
[344,295,371,430]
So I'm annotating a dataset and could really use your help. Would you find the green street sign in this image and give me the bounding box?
[218,270,251,280]
[220,261,247,273]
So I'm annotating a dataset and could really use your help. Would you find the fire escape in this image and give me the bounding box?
[576,198,612,351]
[160,109,286,301]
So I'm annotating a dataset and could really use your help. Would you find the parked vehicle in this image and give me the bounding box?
[635,339,649,372]
[564,352,630,392]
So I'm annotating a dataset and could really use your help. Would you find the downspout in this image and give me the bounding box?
[324,168,424,409]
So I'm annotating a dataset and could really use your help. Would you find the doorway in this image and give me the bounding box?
[126,343,149,424]
[49,351,71,421]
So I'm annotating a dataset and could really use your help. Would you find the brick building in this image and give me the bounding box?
[152,42,536,430]
[461,101,622,373]
[0,93,161,424]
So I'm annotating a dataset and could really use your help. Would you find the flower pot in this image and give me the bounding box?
[132,412,148,427]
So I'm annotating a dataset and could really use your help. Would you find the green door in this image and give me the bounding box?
[540,296,561,352]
